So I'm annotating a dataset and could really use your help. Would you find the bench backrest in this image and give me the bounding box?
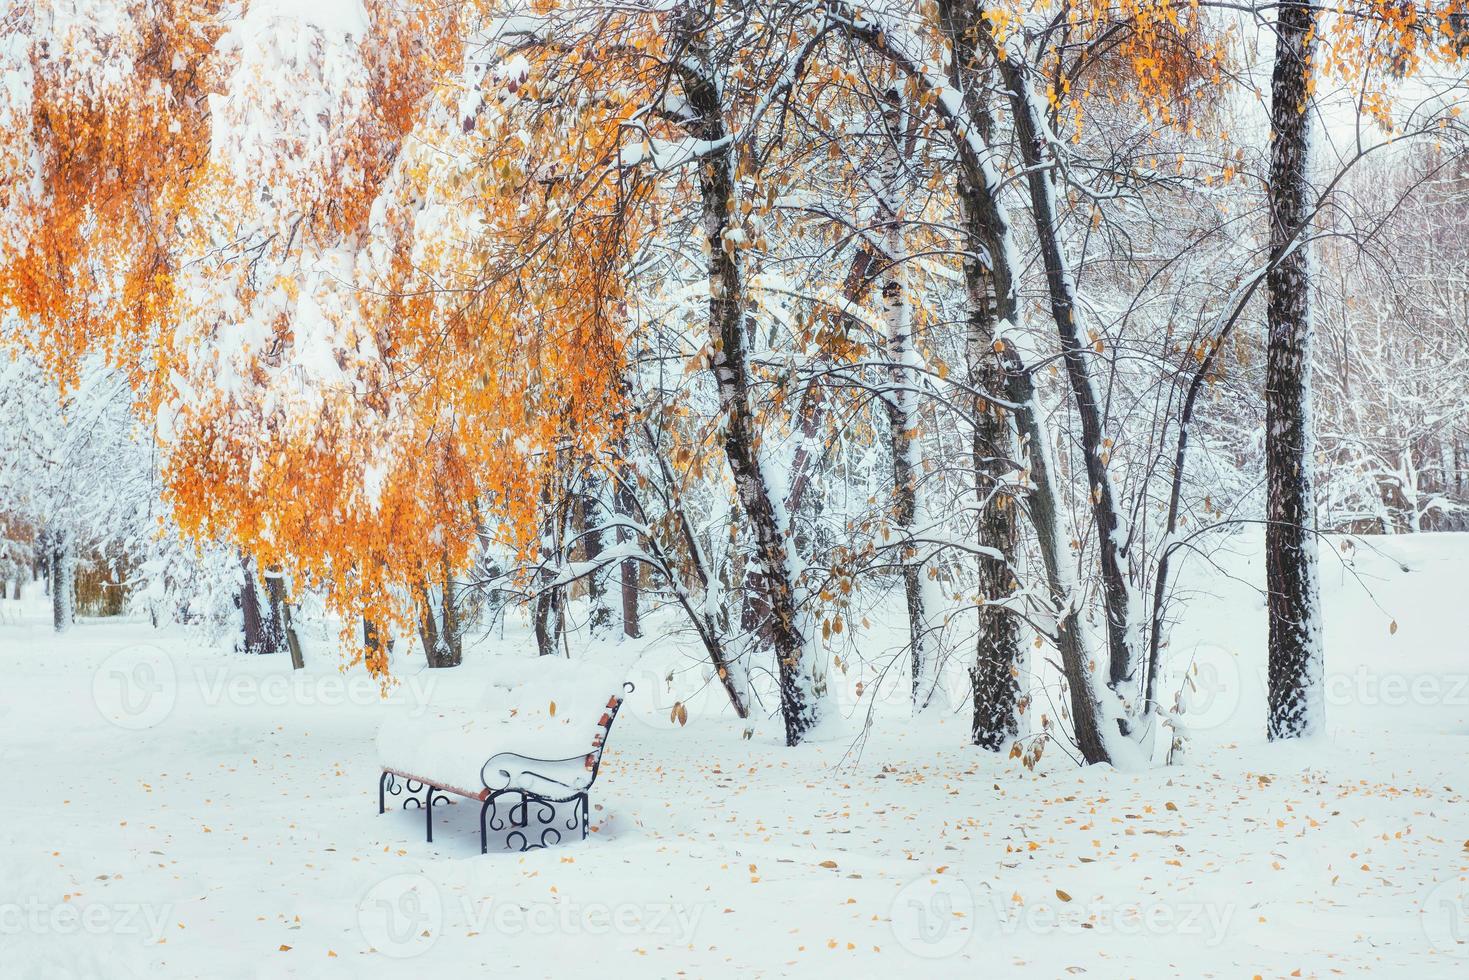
[583,683,632,784]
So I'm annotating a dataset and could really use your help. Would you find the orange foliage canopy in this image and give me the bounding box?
[0,0,221,392]
[2,0,660,672]
[159,3,670,669]
[4,0,1465,678]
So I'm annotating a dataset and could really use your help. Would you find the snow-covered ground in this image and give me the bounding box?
[2,531,1467,977]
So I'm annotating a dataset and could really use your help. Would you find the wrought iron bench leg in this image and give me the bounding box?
[578,793,589,841]
[379,771,389,814]
[510,793,528,830]
[479,796,491,855]
[424,783,436,843]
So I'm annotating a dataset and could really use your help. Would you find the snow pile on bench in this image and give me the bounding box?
[376,658,630,798]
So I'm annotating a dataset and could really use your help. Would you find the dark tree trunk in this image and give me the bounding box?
[417,579,441,665]
[262,567,303,668]
[614,454,642,639]
[994,47,1141,708]
[363,616,383,668]
[679,26,817,745]
[534,585,561,657]
[239,554,267,655]
[618,530,640,640]
[263,568,287,654]
[1265,0,1324,740]
[50,528,75,633]
[965,286,1024,750]
[439,566,463,668]
[1005,364,1114,765]
[580,478,613,637]
[281,599,305,670]
[934,0,1025,748]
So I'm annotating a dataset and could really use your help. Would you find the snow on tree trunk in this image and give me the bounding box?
[680,36,819,745]
[580,475,613,637]
[435,548,463,668]
[929,2,1027,747]
[964,278,1024,749]
[873,88,935,712]
[1005,366,1121,765]
[996,46,1145,724]
[416,557,461,670]
[881,4,1113,759]
[1265,0,1325,740]
[50,527,74,633]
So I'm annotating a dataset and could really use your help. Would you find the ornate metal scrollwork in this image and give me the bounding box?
[379,771,405,812]
[382,680,635,853]
[380,771,454,843]
[476,789,588,853]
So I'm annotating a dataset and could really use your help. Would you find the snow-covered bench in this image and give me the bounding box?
[375,662,633,853]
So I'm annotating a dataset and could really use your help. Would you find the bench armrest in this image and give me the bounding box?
[479,682,634,796]
[481,752,590,793]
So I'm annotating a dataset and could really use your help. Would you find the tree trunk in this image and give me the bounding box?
[1005,364,1115,765]
[580,476,613,637]
[238,556,284,655]
[932,0,1026,748]
[238,554,268,654]
[423,549,463,668]
[1265,0,1324,740]
[50,527,75,633]
[533,585,561,657]
[263,567,287,654]
[614,452,642,639]
[679,26,819,744]
[994,43,1143,717]
[281,598,305,670]
[417,578,441,664]
[964,281,1025,749]
[534,471,566,658]
[873,88,934,712]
